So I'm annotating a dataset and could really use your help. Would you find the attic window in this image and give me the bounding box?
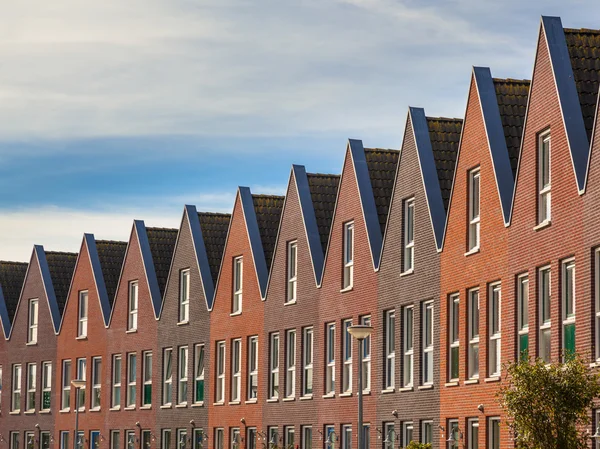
[27,299,38,344]
[538,131,551,225]
[232,257,243,314]
[343,222,354,290]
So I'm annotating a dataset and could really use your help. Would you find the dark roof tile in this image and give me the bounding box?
[96,240,127,306]
[307,173,341,254]
[197,212,231,285]
[0,261,28,323]
[45,251,78,316]
[146,228,178,297]
[252,195,285,270]
[364,148,400,234]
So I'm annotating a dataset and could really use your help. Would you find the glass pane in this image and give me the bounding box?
[564,323,575,360]
[144,384,152,405]
[196,379,205,402]
[451,347,459,379]
[519,334,529,360]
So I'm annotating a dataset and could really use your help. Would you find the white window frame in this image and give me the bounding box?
[126,352,136,408]
[402,307,413,387]
[142,351,152,407]
[247,337,258,400]
[91,356,101,410]
[216,341,225,403]
[230,340,241,402]
[285,427,295,449]
[539,266,552,363]
[41,361,51,411]
[467,419,479,449]
[76,357,86,410]
[269,333,280,399]
[178,345,189,404]
[302,427,312,449]
[230,429,241,449]
[595,410,600,449]
[421,421,433,445]
[448,420,459,449]
[60,432,70,449]
[538,131,551,224]
[342,425,352,449]
[232,256,243,314]
[342,319,352,393]
[302,327,313,396]
[517,274,529,357]
[161,430,172,449]
[324,426,335,449]
[128,281,138,331]
[179,269,190,323]
[343,222,354,289]
[468,289,480,379]
[163,348,173,405]
[361,315,371,392]
[11,364,21,412]
[214,429,224,449]
[61,359,71,410]
[403,198,415,272]
[26,363,36,411]
[28,298,38,344]
[385,310,395,389]
[178,429,188,449]
[449,295,460,381]
[562,259,576,359]
[10,432,19,449]
[383,423,394,449]
[596,250,600,361]
[422,301,434,385]
[287,241,298,303]
[285,329,296,398]
[195,343,205,404]
[488,417,500,449]
[112,354,122,408]
[488,283,501,377]
[402,422,413,447]
[246,428,257,449]
[110,431,120,449]
[78,291,88,338]
[326,323,335,394]
[468,168,480,251]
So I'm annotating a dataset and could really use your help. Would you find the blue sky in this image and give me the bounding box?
[1,0,599,260]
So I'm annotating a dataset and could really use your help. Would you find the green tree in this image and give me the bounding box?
[404,442,431,449]
[498,354,600,449]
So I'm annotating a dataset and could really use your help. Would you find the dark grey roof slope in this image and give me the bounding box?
[564,28,600,141]
[45,252,77,316]
[0,261,28,322]
[364,148,400,235]
[493,78,530,175]
[146,228,178,297]
[96,240,127,306]
[252,195,285,270]
[198,212,231,285]
[307,173,340,254]
[427,117,463,211]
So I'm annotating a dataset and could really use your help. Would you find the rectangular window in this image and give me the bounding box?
[142,351,152,406]
[468,289,480,379]
[285,329,296,398]
[383,423,394,449]
[26,432,34,449]
[448,420,459,449]
[247,337,258,400]
[488,418,500,449]
[162,430,172,449]
[269,333,280,399]
[0,365,2,412]
[231,340,241,402]
[179,345,189,404]
[28,298,38,343]
[343,222,354,289]
[363,425,370,449]
[539,266,551,363]
[112,354,122,408]
[562,259,576,359]
[302,327,313,396]
[324,426,335,449]
[342,319,352,393]
[61,359,71,410]
[26,363,36,411]
[285,427,295,449]
[302,427,312,449]
[538,131,551,224]
[91,431,101,449]
[91,357,101,409]
[421,421,433,444]
[163,348,173,405]
[268,428,279,449]
[216,341,225,403]
[287,241,298,303]
[230,429,241,449]
[76,357,86,410]
[193,429,206,449]
[141,431,151,449]
[384,310,396,389]
[78,291,88,337]
[60,432,69,449]
[423,301,434,384]
[127,353,136,407]
[361,315,371,392]
[128,281,138,331]
[178,430,188,449]
[233,256,243,314]
[468,168,480,251]
[326,323,335,394]
[111,431,120,449]
[41,361,51,411]
[246,429,257,449]
[195,344,205,403]
[467,419,479,449]
[10,433,19,449]
[215,429,224,449]
[179,269,190,323]
[403,198,415,272]
[596,250,600,361]
[402,307,413,387]
[595,410,600,449]
[449,295,460,381]
[489,283,501,377]
[402,422,413,447]
[342,426,352,449]
[517,275,529,359]
[41,433,50,449]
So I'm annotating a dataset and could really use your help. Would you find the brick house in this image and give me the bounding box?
[378,108,461,448]
[262,166,339,449]
[208,189,283,449]
[156,206,229,449]
[55,235,127,449]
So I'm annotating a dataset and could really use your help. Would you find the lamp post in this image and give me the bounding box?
[347,324,373,449]
[71,379,86,449]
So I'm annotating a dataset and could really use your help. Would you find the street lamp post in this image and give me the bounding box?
[347,324,373,449]
[71,379,86,449]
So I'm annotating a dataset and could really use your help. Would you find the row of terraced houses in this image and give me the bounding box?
[2,16,600,449]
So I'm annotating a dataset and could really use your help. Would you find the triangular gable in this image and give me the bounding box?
[0,261,28,338]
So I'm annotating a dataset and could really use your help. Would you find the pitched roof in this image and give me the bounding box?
[0,261,28,322]
[45,251,78,316]
[252,195,285,270]
[493,78,530,175]
[197,212,231,285]
[96,240,127,306]
[306,173,340,254]
[426,117,463,211]
[146,228,178,297]
[564,28,600,141]
[364,148,400,235]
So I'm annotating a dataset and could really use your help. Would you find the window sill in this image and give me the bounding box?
[245,399,258,404]
[125,329,137,334]
[228,401,241,405]
[9,410,20,415]
[89,407,101,412]
[322,393,335,399]
[177,321,189,326]
[282,397,295,402]
[39,410,51,414]
[363,390,371,396]
[445,381,459,388]
[284,300,297,306]
[213,402,224,406]
[340,286,354,293]
[339,392,353,397]
[299,395,313,401]
[266,398,279,403]
[398,386,413,392]
[484,377,501,383]
[533,220,551,231]
[76,335,88,340]
[191,402,204,408]
[26,341,38,346]
[230,311,242,317]
[590,362,600,368]
[24,410,35,415]
[160,405,172,409]
[140,405,152,410]
[464,247,480,257]
[59,409,70,414]
[400,269,414,277]
[175,404,187,408]
[109,406,120,411]
[464,379,479,385]
[123,406,136,411]
[381,388,395,394]
[418,384,434,390]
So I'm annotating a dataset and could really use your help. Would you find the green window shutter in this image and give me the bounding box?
[564,323,576,360]
[519,334,529,360]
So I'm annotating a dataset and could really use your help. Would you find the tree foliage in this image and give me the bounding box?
[405,442,431,449]
[498,354,600,449]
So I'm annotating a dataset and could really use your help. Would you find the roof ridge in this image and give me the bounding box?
[426,116,463,122]
[307,172,341,178]
[0,260,28,266]
[252,194,285,199]
[45,251,77,256]
[493,77,531,84]
[564,27,600,34]
[364,147,398,152]
[96,239,127,245]
[197,211,231,217]
[146,226,178,232]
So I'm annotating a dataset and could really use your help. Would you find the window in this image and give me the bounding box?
[10,433,19,449]
[26,433,34,449]
[28,298,38,343]
[488,418,500,449]
[215,429,224,449]
[562,260,576,359]
[342,426,352,449]
[60,432,69,449]
[91,357,101,409]
[302,327,313,396]
[76,358,86,410]
[91,431,101,449]
[26,363,36,411]
[195,344,205,403]
[403,198,415,272]
[302,427,312,449]
[0,365,2,412]
[216,342,225,403]
[268,428,279,449]
[447,420,459,449]
[246,429,257,449]
[595,410,600,449]
[285,330,296,397]
[421,421,433,444]
[517,275,529,359]
[489,284,501,377]
[468,289,479,379]
[596,250,600,361]
[179,269,190,323]
[61,359,71,410]
[324,426,335,449]
[326,323,335,394]
[41,433,50,449]
[111,431,120,449]
[127,353,136,407]
[230,429,241,449]
[402,422,413,447]
[384,310,396,389]
[78,291,88,337]
[162,431,172,449]
[467,419,479,449]
[126,432,136,449]
[402,307,413,387]
[41,361,51,411]
[142,351,152,406]
[231,340,241,402]
[285,427,295,449]
[247,337,258,400]
[163,348,173,405]
[361,315,371,391]
[539,267,551,363]
[363,425,371,449]
[449,295,460,380]
[179,346,189,404]
[269,333,280,399]
[142,431,151,449]
[538,131,551,224]
[194,429,206,449]
[179,430,188,449]
[468,168,480,251]
[128,281,138,331]
[233,256,243,314]
[287,241,298,303]
[112,354,122,408]
[11,364,21,412]
[422,301,434,384]
[343,222,354,289]
[342,319,352,393]
[383,423,394,449]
